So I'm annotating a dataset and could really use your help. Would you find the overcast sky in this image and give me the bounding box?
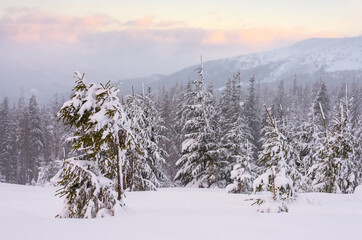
[1,0,362,100]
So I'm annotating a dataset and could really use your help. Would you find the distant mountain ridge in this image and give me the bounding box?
[119,36,362,92]
[2,36,361,103]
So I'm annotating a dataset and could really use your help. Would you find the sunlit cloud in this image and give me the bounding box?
[0,8,121,43]
[124,17,154,28]
[0,8,342,49]
[123,17,187,29]
[154,20,187,28]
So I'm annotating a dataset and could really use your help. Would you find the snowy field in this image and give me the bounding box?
[1,183,361,240]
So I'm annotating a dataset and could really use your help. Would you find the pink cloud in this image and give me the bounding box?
[0,8,341,52]
[123,17,187,29]
[0,8,120,43]
[124,17,154,28]
[154,21,187,28]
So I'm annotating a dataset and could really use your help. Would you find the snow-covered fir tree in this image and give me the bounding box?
[159,88,179,179]
[293,108,322,191]
[136,87,168,189]
[26,95,44,184]
[175,58,222,188]
[55,72,135,218]
[271,80,287,120]
[122,87,168,191]
[0,98,17,183]
[221,77,257,190]
[244,76,261,154]
[253,106,301,211]
[219,72,242,137]
[312,87,359,193]
[312,79,331,128]
[226,136,256,194]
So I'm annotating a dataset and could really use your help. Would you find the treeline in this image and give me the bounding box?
[161,72,361,195]
[0,95,71,185]
[0,69,361,198]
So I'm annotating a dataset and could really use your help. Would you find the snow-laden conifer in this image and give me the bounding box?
[226,134,256,194]
[55,72,134,218]
[175,58,222,187]
[252,106,301,212]
[312,87,359,193]
[122,87,168,191]
[0,98,17,183]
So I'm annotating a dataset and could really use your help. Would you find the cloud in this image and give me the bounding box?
[124,17,154,27]
[123,17,187,28]
[0,8,121,43]
[0,8,338,49]
[201,28,341,47]
[0,9,346,91]
[154,20,187,28]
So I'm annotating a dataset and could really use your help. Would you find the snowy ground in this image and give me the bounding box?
[1,183,361,240]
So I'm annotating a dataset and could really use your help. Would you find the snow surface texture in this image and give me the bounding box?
[1,183,361,240]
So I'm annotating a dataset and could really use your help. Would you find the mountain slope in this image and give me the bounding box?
[120,36,362,92]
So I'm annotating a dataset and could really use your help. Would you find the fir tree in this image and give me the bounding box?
[272,80,287,120]
[122,88,167,191]
[175,58,222,187]
[159,89,179,179]
[244,76,261,154]
[16,100,31,185]
[27,95,44,184]
[0,98,17,182]
[226,138,256,194]
[312,79,330,128]
[312,88,359,193]
[138,87,168,188]
[253,106,300,210]
[55,72,135,218]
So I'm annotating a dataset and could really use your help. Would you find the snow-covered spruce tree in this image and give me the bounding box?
[301,83,313,122]
[349,82,361,184]
[350,81,361,127]
[37,106,54,186]
[38,95,73,186]
[226,134,256,194]
[171,83,186,163]
[222,82,257,192]
[122,88,167,191]
[174,58,222,188]
[26,95,44,185]
[312,88,359,193]
[159,88,179,179]
[55,72,134,218]
[219,73,243,180]
[271,80,287,121]
[252,106,301,212]
[219,72,241,137]
[136,87,168,189]
[244,76,261,155]
[16,95,31,185]
[312,79,330,128]
[293,108,323,192]
[355,119,362,185]
[122,93,146,191]
[0,98,17,183]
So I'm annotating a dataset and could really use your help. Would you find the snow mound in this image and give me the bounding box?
[354,185,362,201]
